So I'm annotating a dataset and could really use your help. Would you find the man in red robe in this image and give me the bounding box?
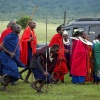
[49,26,68,83]
[20,21,37,82]
[0,20,16,44]
[71,31,87,84]
[70,31,81,75]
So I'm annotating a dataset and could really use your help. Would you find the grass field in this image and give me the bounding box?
[0,73,100,100]
[0,21,100,100]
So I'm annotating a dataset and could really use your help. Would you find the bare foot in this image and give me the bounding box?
[30,82,39,90]
[0,74,7,82]
[0,85,6,92]
[37,90,43,93]
[20,74,23,80]
[23,80,30,83]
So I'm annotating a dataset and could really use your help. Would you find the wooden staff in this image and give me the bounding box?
[63,11,66,28]
[29,6,38,83]
[21,5,38,38]
[59,11,66,80]
[45,17,48,92]
[13,41,19,54]
[26,5,38,27]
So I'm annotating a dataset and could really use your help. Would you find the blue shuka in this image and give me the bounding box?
[0,32,25,82]
[32,68,50,83]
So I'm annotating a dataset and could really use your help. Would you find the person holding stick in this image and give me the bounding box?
[20,21,37,83]
[30,44,59,93]
[0,24,25,91]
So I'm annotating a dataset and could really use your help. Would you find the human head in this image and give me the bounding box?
[56,26,64,35]
[9,20,16,28]
[97,34,100,41]
[80,31,87,39]
[12,24,21,34]
[86,35,90,41]
[50,44,59,54]
[28,21,36,29]
[63,30,68,39]
[73,31,81,37]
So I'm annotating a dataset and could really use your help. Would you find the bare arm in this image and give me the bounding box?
[37,56,45,73]
[1,43,15,58]
[37,56,49,76]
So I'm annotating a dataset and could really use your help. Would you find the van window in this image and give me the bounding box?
[89,26,100,36]
[65,29,70,35]
[89,26,100,42]
[73,27,85,34]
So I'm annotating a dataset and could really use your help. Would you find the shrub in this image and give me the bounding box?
[16,16,30,29]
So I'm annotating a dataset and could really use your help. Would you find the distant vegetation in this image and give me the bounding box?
[0,0,100,23]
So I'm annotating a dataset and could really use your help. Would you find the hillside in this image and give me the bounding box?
[0,0,100,23]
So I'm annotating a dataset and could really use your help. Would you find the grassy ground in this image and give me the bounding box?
[0,73,100,100]
[0,21,100,100]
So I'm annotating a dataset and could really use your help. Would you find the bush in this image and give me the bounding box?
[16,16,30,29]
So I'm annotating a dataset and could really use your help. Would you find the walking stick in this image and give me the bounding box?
[21,5,38,38]
[45,17,48,92]
[63,11,66,29]
[59,11,66,82]
[30,5,38,83]
[21,5,38,83]
[26,5,38,27]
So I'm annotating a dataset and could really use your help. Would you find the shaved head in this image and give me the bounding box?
[12,24,21,34]
[7,20,16,28]
[28,21,36,29]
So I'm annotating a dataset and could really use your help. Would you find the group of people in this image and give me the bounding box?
[0,20,100,93]
[70,31,100,84]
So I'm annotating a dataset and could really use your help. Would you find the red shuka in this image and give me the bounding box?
[70,39,78,68]
[49,33,68,76]
[85,45,93,82]
[71,40,87,76]
[20,26,37,65]
[0,27,12,44]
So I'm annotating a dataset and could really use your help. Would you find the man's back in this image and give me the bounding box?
[0,27,12,44]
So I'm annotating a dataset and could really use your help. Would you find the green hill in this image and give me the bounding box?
[0,0,100,23]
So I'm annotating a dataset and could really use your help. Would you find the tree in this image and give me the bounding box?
[16,16,30,29]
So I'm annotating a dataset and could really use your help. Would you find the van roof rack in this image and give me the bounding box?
[75,18,100,21]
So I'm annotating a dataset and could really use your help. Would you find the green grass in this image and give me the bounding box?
[0,73,100,100]
[0,21,100,100]
[34,22,59,43]
[0,21,9,33]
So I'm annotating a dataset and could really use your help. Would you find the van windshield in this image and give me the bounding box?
[73,27,85,34]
